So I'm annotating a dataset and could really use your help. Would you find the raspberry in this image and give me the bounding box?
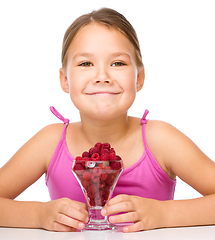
[99,181,106,189]
[75,156,83,161]
[115,155,122,160]
[91,174,100,183]
[102,143,111,150]
[91,153,100,161]
[110,161,122,170]
[105,174,116,185]
[93,167,102,176]
[109,152,116,160]
[101,153,109,161]
[73,163,85,171]
[100,148,109,155]
[94,142,103,150]
[104,166,113,174]
[101,172,108,180]
[109,148,116,154]
[82,179,91,188]
[83,171,91,180]
[82,151,90,158]
[89,147,100,156]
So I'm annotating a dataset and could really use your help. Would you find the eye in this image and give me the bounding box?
[78,62,93,67]
[112,61,126,67]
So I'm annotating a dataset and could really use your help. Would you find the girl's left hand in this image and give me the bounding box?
[101,194,167,233]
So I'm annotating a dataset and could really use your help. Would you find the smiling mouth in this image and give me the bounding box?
[85,92,120,95]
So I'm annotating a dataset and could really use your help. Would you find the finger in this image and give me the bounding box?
[56,213,86,230]
[109,211,139,224]
[52,220,77,232]
[67,200,88,213]
[106,194,130,206]
[123,221,144,233]
[72,201,88,211]
[60,204,89,223]
[102,200,134,216]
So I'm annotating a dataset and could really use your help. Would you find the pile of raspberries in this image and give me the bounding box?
[72,142,123,207]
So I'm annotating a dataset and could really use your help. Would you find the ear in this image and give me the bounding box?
[59,68,69,93]
[136,66,145,92]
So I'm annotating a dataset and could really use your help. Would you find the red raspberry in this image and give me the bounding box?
[82,179,91,188]
[93,167,102,176]
[99,181,106,189]
[103,190,110,201]
[87,183,98,194]
[109,148,116,154]
[89,147,100,156]
[73,163,85,171]
[91,174,99,183]
[89,198,95,206]
[91,153,100,161]
[104,166,113,174]
[94,142,103,150]
[101,172,108,180]
[83,157,91,161]
[115,155,122,160]
[82,151,90,158]
[109,152,116,160]
[101,153,109,161]
[75,156,83,161]
[105,174,116,185]
[101,148,109,155]
[83,171,91,180]
[102,143,111,150]
[110,161,122,170]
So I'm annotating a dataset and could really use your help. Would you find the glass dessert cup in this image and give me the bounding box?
[72,159,123,231]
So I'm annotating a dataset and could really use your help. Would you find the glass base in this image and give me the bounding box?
[82,221,116,231]
[82,206,117,231]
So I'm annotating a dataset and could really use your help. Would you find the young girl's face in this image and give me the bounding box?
[60,23,144,121]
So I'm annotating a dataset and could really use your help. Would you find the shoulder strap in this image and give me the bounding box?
[140,109,149,152]
[50,106,70,124]
[50,106,69,140]
[140,109,149,125]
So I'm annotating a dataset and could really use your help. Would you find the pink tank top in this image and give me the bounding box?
[46,107,176,202]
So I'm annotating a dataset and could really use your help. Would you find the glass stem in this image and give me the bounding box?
[88,206,107,222]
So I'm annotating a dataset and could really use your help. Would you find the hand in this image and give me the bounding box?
[39,198,89,232]
[101,194,166,233]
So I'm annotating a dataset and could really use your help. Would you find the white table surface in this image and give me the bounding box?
[1,225,215,240]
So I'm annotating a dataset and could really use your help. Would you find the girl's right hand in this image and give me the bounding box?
[40,198,89,232]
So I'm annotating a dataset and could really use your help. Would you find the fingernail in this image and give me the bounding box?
[78,222,85,229]
[101,209,107,216]
[85,217,89,223]
[124,227,129,233]
[109,216,116,223]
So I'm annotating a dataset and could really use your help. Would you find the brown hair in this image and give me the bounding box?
[61,8,143,69]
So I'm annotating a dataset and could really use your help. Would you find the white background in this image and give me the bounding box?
[0,0,214,202]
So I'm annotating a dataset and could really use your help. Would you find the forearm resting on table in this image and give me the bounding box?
[0,197,43,229]
[165,194,215,228]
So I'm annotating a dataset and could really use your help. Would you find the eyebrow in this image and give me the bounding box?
[73,53,94,60]
[73,52,131,60]
[110,52,131,59]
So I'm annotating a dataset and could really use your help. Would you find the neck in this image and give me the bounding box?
[79,112,130,146]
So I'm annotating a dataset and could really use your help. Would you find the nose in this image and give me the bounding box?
[93,66,113,84]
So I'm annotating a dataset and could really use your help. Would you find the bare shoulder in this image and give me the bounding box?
[0,123,65,199]
[145,120,215,194]
[33,123,66,168]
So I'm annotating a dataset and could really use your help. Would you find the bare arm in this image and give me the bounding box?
[0,124,88,231]
[149,121,215,228]
[102,120,215,232]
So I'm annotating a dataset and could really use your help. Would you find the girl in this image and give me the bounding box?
[0,7,215,233]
